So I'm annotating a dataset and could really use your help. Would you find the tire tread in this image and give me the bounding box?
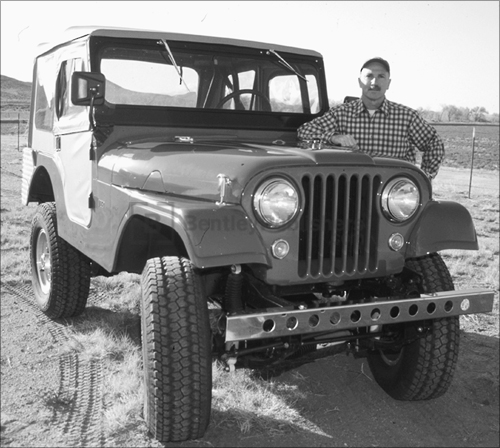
[368,253,460,401]
[30,202,90,318]
[141,257,211,443]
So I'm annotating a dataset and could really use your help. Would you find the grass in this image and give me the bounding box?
[432,185,499,292]
[431,179,500,334]
[1,129,499,444]
[0,134,35,284]
[211,363,332,437]
[64,308,145,438]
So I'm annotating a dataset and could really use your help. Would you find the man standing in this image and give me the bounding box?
[297,57,444,180]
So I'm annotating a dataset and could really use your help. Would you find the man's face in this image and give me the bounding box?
[358,62,391,102]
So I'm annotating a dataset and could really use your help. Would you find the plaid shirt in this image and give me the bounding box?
[297,99,444,179]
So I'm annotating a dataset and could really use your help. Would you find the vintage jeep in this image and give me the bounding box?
[23,27,493,443]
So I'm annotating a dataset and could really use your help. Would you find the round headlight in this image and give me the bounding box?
[253,178,299,228]
[381,178,420,222]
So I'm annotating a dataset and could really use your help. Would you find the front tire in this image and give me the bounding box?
[367,253,460,400]
[141,256,212,443]
[30,202,90,318]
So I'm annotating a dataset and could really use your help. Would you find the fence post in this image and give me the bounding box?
[468,127,476,199]
[17,112,20,151]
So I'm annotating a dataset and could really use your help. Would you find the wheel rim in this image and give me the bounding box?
[35,228,51,296]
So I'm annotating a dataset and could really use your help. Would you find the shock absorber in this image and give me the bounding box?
[224,264,244,314]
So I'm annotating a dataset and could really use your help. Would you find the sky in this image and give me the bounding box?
[1,1,499,113]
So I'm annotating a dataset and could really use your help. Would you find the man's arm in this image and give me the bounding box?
[297,109,338,141]
[297,109,358,147]
[409,115,445,180]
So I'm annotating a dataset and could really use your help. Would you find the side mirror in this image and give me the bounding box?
[71,72,105,106]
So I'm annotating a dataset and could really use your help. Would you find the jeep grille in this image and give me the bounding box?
[298,173,381,279]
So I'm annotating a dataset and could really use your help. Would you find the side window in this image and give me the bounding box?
[34,56,57,131]
[34,49,87,134]
[55,61,68,119]
[55,58,84,120]
[34,76,53,131]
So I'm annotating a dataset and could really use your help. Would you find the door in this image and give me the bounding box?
[53,44,93,227]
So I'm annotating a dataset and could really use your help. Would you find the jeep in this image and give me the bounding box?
[22,26,494,443]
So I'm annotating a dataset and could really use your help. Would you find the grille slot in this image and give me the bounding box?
[298,173,380,279]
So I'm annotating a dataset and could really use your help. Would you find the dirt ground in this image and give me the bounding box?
[1,285,499,448]
[1,167,499,448]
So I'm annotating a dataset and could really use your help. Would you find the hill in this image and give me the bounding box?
[1,75,32,111]
[106,79,197,107]
[1,74,197,110]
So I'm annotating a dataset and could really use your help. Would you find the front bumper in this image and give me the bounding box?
[224,289,494,342]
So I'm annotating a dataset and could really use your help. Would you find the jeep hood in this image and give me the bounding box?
[99,139,396,203]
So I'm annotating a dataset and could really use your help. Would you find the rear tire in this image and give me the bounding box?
[141,256,212,443]
[30,202,90,318]
[367,253,460,400]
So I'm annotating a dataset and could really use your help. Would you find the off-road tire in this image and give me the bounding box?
[30,202,90,318]
[367,252,460,400]
[141,256,212,443]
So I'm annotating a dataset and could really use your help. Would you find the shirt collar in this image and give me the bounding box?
[354,98,391,117]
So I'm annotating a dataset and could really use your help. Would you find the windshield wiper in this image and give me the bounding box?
[158,39,191,92]
[267,49,308,82]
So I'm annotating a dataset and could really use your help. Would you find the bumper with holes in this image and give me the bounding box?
[224,289,494,342]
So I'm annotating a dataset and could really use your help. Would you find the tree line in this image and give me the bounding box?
[417,105,499,123]
[330,100,499,123]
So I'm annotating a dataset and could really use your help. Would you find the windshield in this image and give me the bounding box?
[98,41,322,114]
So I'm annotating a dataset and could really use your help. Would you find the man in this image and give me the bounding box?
[297,57,444,180]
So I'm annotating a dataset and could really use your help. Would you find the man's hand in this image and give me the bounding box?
[329,134,359,149]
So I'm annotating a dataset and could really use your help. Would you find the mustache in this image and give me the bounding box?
[368,86,381,91]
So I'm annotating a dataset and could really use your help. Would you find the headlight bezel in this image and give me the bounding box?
[253,177,300,229]
[381,177,421,223]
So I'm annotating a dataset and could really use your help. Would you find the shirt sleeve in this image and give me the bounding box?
[297,108,341,143]
[409,115,445,180]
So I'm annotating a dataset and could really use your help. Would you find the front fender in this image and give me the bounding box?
[127,194,271,269]
[406,200,478,257]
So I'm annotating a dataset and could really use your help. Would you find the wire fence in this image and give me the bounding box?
[1,111,30,122]
[1,112,30,149]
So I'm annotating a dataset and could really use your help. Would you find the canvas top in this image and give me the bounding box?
[35,26,323,58]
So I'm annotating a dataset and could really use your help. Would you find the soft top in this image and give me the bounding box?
[35,26,323,58]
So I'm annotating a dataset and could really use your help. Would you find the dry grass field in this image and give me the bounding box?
[1,127,499,447]
[434,124,500,171]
